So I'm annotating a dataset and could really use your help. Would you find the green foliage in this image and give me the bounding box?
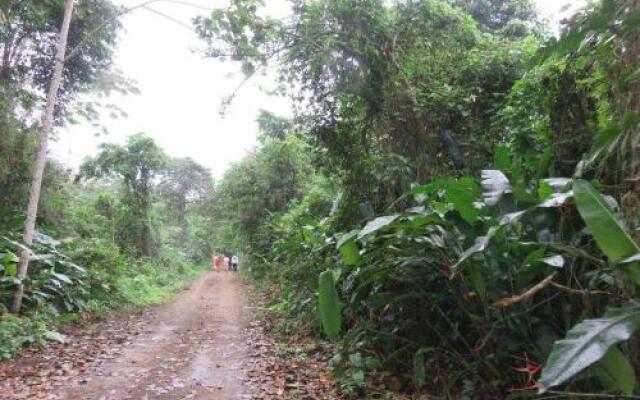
[0,1,217,363]
[198,0,536,225]
[318,270,342,340]
[81,134,168,257]
[451,0,539,37]
[212,133,314,256]
[538,304,640,393]
[573,180,640,264]
[202,0,640,397]
[0,0,121,111]
[0,307,60,360]
[592,346,636,395]
[116,252,205,306]
[256,110,291,142]
[0,133,214,359]
[330,351,381,395]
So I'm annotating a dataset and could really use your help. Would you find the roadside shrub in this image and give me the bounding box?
[116,248,204,306]
[0,307,59,360]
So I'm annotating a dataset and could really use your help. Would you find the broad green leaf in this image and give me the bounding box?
[5,263,17,277]
[538,180,555,201]
[318,270,342,340]
[537,191,573,208]
[538,304,640,393]
[620,254,640,264]
[413,348,427,388]
[573,180,640,284]
[519,242,605,265]
[339,241,360,266]
[357,215,399,239]
[538,178,572,201]
[349,352,363,367]
[493,145,510,171]
[574,180,639,263]
[481,170,511,206]
[452,226,499,274]
[352,369,365,387]
[0,251,18,263]
[468,268,486,300]
[336,230,358,248]
[499,210,526,225]
[517,248,547,287]
[445,178,481,224]
[517,251,563,288]
[53,272,73,284]
[337,231,360,265]
[591,346,636,395]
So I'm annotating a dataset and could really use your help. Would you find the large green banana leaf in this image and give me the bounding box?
[318,270,342,340]
[592,346,636,395]
[337,230,360,266]
[538,304,640,393]
[357,215,399,239]
[573,180,640,283]
[480,170,511,206]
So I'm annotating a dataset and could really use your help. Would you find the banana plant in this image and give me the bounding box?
[451,172,640,394]
[537,180,640,394]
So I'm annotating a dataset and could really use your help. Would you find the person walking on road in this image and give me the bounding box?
[231,255,239,272]
[213,255,222,272]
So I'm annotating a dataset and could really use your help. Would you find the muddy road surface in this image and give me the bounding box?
[2,272,252,400]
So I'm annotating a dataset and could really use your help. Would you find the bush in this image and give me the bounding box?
[116,248,205,306]
[0,307,59,360]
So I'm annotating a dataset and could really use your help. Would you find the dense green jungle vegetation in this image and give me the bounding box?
[2,0,640,399]
[202,0,640,397]
[0,0,215,359]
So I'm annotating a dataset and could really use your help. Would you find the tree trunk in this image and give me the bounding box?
[10,0,75,314]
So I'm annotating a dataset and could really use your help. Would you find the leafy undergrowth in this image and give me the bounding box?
[115,258,207,306]
[0,309,57,361]
[243,281,340,399]
[245,277,421,400]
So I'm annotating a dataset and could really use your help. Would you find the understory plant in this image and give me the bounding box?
[317,167,640,397]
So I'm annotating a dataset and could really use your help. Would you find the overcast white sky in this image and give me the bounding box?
[50,0,584,180]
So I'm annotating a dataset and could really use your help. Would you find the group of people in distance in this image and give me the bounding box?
[212,253,238,272]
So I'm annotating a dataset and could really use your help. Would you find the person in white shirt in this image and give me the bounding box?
[231,255,239,272]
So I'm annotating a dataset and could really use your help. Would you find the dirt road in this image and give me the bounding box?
[1,271,337,400]
[57,271,249,400]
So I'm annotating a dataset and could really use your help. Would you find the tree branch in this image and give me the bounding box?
[493,272,557,308]
[549,281,615,297]
[65,0,214,63]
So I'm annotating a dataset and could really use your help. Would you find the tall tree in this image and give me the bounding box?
[0,0,123,212]
[451,0,537,36]
[0,0,120,111]
[195,0,532,224]
[158,157,214,243]
[81,134,167,257]
[10,0,75,314]
[256,110,292,142]
[213,133,313,255]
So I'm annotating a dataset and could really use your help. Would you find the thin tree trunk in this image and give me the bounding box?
[10,0,75,314]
